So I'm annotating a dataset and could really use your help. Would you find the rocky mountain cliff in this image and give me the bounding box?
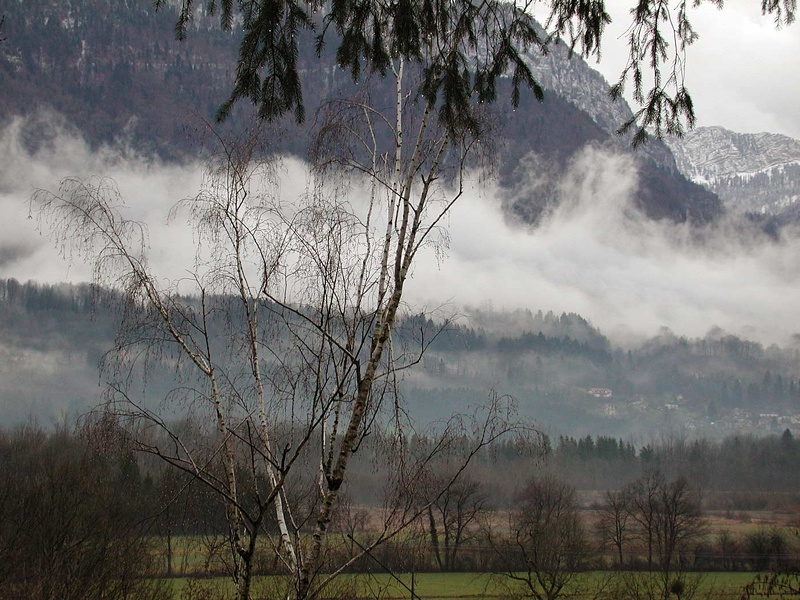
[0,0,721,224]
[522,38,678,172]
[667,127,800,219]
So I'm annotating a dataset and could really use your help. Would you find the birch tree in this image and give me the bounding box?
[34,124,303,599]
[33,100,526,599]
[34,2,550,599]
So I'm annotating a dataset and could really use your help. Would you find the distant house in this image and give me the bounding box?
[588,388,612,398]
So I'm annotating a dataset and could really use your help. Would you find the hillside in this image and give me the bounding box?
[0,0,721,225]
[3,279,800,437]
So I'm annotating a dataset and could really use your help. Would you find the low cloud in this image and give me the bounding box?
[0,241,37,268]
[0,113,203,284]
[411,147,800,347]
[3,115,800,348]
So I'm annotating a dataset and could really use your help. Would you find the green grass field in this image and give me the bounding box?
[163,571,764,599]
[342,572,759,599]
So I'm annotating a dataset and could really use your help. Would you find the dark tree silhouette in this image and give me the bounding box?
[157,0,595,135]
[158,0,794,143]
[499,475,587,600]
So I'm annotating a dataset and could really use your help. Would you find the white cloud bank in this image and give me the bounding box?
[411,148,800,347]
[2,117,800,348]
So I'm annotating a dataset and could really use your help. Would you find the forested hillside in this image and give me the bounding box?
[0,0,721,224]
[4,279,799,436]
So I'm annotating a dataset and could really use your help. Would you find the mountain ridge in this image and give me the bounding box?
[0,0,721,225]
[666,126,800,217]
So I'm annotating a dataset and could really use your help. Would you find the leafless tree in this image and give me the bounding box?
[596,487,633,567]
[741,569,800,599]
[33,90,525,598]
[627,471,665,569]
[653,476,704,574]
[423,469,491,571]
[327,491,370,565]
[0,424,169,600]
[615,570,703,600]
[32,1,546,598]
[498,474,587,600]
[34,121,304,599]
[621,473,706,600]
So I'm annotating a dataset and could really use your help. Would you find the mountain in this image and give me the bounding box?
[666,127,800,220]
[0,0,721,225]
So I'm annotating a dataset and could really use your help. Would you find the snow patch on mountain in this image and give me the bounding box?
[667,127,800,215]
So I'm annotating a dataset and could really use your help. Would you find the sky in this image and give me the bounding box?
[1,4,800,349]
[592,0,800,139]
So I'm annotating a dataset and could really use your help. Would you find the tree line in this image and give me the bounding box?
[7,278,800,422]
[4,420,800,598]
[537,430,800,496]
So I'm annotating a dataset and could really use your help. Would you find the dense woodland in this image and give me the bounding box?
[3,420,800,600]
[3,279,799,436]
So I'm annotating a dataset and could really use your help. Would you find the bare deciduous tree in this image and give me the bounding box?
[34,78,526,598]
[620,473,705,600]
[627,471,665,569]
[0,423,169,600]
[741,568,800,599]
[596,487,632,567]
[424,469,491,571]
[33,2,550,598]
[498,474,587,600]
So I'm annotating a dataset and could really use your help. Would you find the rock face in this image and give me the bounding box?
[523,37,678,172]
[502,36,720,224]
[667,127,800,217]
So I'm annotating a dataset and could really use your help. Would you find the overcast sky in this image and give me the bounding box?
[593,0,800,139]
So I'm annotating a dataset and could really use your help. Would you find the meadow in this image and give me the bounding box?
[162,571,766,599]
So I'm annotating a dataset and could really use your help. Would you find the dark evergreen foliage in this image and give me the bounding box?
[163,0,589,137]
[0,423,169,600]
[163,0,795,144]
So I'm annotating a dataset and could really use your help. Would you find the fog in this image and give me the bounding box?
[416,148,800,347]
[2,115,800,349]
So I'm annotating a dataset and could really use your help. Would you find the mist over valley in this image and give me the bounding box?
[2,57,800,437]
[6,3,800,599]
